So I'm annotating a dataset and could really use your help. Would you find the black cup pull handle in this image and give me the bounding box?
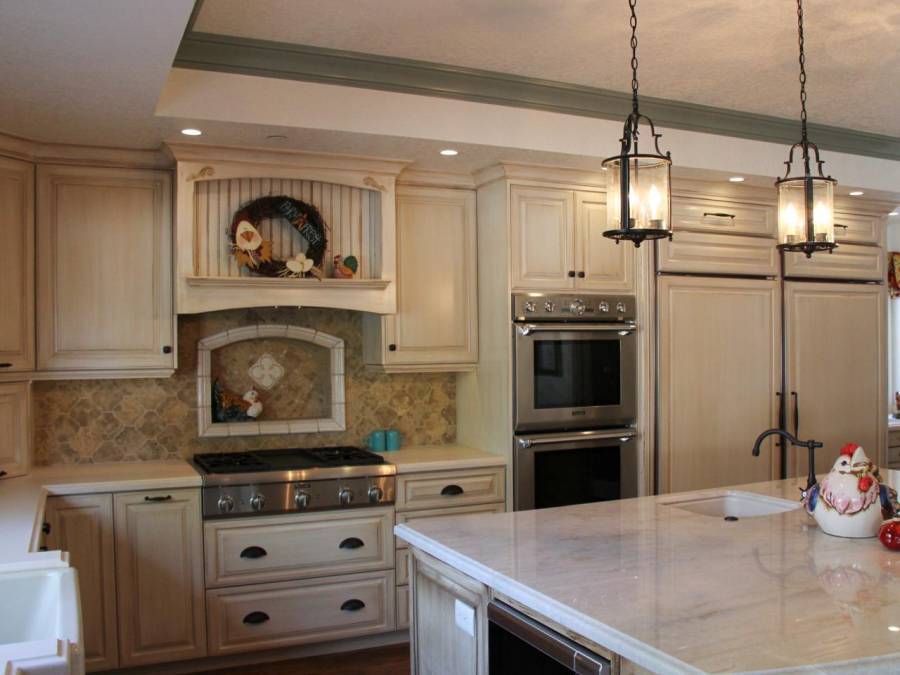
[240,545,268,559]
[242,611,270,625]
[144,495,172,502]
[341,599,366,612]
[441,484,464,496]
[339,537,364,550]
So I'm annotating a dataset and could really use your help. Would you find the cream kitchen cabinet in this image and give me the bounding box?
[44,494,118,672]
[510,186,633,292]
[113,488,206,667]
[0,381,30,479]
[364,186,477,371]
[36,165,174,375]
[782,242,884,281]
[0,156,34,373]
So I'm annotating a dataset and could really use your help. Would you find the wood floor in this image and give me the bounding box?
[198,644,410,675]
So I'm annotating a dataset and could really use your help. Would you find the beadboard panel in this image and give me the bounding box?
[193,178,381,280]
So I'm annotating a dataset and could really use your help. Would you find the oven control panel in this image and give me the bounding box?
[512,293,635,322]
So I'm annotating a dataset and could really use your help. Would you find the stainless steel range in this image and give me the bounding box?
[192,446,396,518]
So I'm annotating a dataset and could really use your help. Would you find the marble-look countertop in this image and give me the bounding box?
[396,473,900,674]
[377,444,506,473]
[0,461,201,569]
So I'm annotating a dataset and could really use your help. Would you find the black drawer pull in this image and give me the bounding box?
[144,495,172,502]
[441,484,464,496]
[703,211,736,219]
[240,546,268,559]
[341,599,366,612]
[242,611,270,625]
[0,363,11,368]
[0,470,7,479]
[339,537,364,550]
[834,223,849,229]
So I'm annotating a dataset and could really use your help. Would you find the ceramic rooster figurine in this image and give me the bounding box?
[332,254,359,279]
[802,443,896,538]
[211,380,264,423]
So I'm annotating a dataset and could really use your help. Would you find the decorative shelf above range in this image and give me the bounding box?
[168,144,409,314]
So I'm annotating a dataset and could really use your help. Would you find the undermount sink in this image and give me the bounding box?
[660,490,801,519]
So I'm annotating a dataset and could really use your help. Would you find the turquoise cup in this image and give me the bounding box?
[367,430,386,452]
[385,429,402,451]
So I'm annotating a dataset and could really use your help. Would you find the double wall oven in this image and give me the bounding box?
[513,293,638,510]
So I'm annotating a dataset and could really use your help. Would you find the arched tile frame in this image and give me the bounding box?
[196,324,345,437]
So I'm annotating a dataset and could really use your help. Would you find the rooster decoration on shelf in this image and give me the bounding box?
[211,380,264,423]
[332,254,359,279]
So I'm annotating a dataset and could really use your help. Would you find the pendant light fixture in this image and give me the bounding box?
[775,0,836,258]
[602,0,672,247]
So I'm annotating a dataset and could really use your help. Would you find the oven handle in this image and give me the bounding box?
[516,322,636,337]
[517,428,636,449]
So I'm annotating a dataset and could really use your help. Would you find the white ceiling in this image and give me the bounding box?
[194,0,900,137]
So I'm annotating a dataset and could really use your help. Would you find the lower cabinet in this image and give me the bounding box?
[397,584,411,630]
[0,381,30,479]
[113,488,207,667]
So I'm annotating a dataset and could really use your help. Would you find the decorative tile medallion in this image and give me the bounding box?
[248,352,285,390]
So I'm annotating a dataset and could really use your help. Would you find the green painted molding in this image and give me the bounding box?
[175,31,900,162]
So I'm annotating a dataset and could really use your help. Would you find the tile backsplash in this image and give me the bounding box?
[33,308,456,465]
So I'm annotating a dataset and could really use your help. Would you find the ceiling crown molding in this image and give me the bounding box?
[175,32,900,163]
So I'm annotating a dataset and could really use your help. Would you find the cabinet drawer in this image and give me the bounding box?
[888,443,900,468]
[889,429,900,448]
[395,502,506,549]
[657,230,778,276]
[396,467,505,511]
[672,196,775,236]
[397,584,410,630]
[396,547,411,585]
[206,570,394,656]
[204,508,393,588]
[833,211,885,246]
[783,243,884,281]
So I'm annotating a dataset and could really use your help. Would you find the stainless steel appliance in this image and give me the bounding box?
[192,446,396,519]
[489,601,610,674]
[513,293,637,432]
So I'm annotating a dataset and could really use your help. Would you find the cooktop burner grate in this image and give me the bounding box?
[192,446,387,475]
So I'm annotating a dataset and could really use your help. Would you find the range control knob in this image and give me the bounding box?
[294,490,311,509]
[569,299,586,316]
[616,301,627,313]
[598,301,610,313]
[523,300,536,313]
[368,486,384,503]
[249,493,266,512]
[339,488,354,506]
[217,494,235,514]
[544,301,556,313]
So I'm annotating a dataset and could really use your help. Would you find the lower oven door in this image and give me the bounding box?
[514,428,638,511]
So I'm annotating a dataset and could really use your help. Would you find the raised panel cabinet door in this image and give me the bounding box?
[0,156,34,372]
[833,210,886,246]
[44,494,118,672]
[782,242,884,281]
[510,186,575,290]
[785,282,886,477]
[114,488,206,667]
[657,277,780,493]
[384,187,477,365]
[36,165,174,371]
[0,381,30,478]
[657,230,779,277]
[670,195,776,236]
[575,192,634,291]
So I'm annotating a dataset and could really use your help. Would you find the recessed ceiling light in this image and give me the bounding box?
[729,176,745,183]
[890,211,899,216]
[890,626,900,633]
[849,190,864,196]
[181,128,202,136]
[439,149,459,156]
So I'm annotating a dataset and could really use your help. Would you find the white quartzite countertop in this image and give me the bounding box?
[396,472,900,674]
[377,444,505,473]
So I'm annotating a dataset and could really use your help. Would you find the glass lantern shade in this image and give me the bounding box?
[776,176,835,254]
[602,153,672,242]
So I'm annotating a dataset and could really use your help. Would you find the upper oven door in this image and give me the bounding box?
[514,323,636,432]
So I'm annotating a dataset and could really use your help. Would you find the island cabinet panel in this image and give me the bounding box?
[36,165,174,374]
[410,549,489,675]
[576,192,634,291]
[658,276,780,493]
[364,186,478,371]
[657,230,779,277]
[0,381,30,479]
[0,156,34,372]
[113,488,206,667]
[44,494,118,672]
[833,209,886,246]
[785,282,885,476]
[782,242,884,281]
[510,186,575,290]
[670,195,776,237]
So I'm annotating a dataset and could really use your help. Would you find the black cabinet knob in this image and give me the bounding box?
[162,345,172,354]
[240,546,268,559]
[577,271,586,278]
[388,344,397,352]
[341,599,366,612]
[567,270,576,278]
[242,611,270,625]
[42,522,51,535]
[441,484,464,496]
[339,537,365,550]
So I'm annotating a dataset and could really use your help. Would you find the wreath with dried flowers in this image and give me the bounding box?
[229,196,328,278]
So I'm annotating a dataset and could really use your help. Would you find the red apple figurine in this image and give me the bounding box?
[879,518,900,550]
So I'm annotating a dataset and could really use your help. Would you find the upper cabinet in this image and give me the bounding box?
[36,165,174,374]
[510,186,634,292]
[0,381,30,479]
[0,156,34,372]
[364,186,478,371]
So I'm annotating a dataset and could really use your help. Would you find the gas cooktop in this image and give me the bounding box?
[193,446,388,475]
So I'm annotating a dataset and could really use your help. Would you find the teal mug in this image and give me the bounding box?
[366,430,386,452]
[385,429,403,451]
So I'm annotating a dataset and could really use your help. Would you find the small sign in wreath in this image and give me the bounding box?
[230,196,328,278]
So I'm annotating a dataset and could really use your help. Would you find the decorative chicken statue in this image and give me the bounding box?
[211,380,264,423]
[802,443,896,538]
[332,254,359,279]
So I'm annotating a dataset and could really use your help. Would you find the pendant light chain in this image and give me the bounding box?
[629,0,639,116]
[796,0,808,144]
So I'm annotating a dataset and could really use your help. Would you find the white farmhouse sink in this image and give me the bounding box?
[660,490,800,519]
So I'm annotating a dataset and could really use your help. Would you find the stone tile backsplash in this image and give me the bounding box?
[33,308,456,465]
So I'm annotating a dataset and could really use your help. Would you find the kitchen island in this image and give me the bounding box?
[395,474,900,674]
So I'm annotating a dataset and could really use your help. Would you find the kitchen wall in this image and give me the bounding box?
[33,308,456,465]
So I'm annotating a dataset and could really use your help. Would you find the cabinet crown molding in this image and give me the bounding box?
[0,131,171,170]
[474,162,607,190]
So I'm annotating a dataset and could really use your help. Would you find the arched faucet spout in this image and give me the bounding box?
[751,427,823,491]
